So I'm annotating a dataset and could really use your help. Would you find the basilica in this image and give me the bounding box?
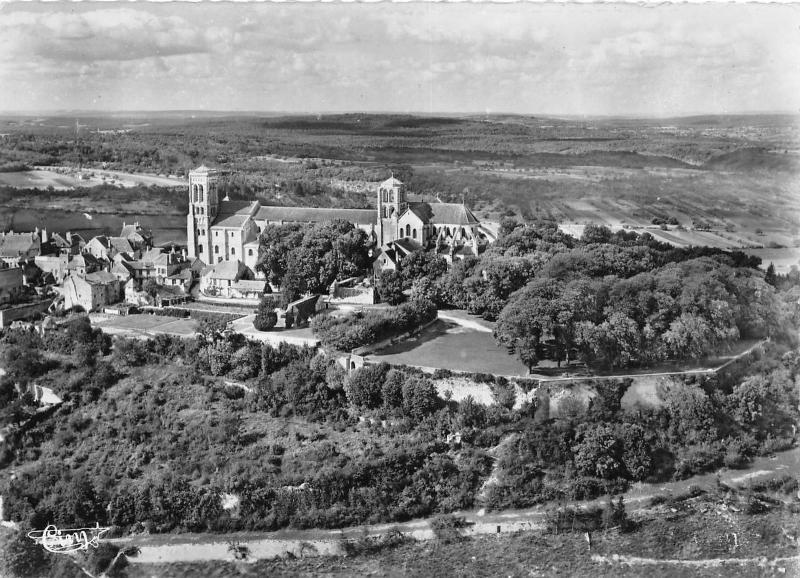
[186,166,495,278]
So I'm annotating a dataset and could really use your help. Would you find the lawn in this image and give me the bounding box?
[366,319,529,376]
[95,314,198,337]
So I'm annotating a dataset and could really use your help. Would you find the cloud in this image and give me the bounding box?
[0,9,208,63]
[0,3,797,115]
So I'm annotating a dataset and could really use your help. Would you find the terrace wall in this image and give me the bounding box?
[0,299,54,327]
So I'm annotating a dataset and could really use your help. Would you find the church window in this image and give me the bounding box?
[215,231,218,237]
[214,245,219,254]
[390,191,395,202]
[231,248,235,256]
[412,228,417,239]
[198,245,203,254]
[198,185,204,203]
[248,249,253,257]
[405,224,410,236]
[196,229,200,238]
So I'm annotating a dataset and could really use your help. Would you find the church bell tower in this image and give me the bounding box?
[376,174,407,246]
[186,165,219,264]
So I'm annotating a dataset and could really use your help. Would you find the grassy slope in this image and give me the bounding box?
[122,497,800,578]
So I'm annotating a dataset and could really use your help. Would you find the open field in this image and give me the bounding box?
[745,246,800,273]
[0,168,185,189]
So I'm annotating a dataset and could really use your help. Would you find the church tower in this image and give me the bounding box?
[376,175,406,246]
[186,165,219,264]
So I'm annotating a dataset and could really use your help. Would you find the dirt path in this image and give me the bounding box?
[115,446,800,565]
[591,553,800,568]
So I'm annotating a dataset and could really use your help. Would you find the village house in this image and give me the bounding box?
[199,259,254,297]
[0,265,25,306]
[44,231,84,256]
[119,221,153,252]
[0,231,41,266]
[65,253,101,278]
[62,271,123,312]
[83,235,135,261]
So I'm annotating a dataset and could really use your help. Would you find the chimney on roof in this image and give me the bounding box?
[66,231,72,244]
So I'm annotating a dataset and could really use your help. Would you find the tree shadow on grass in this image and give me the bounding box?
[373,320,458,355]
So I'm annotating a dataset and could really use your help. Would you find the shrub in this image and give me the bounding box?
[401,376,440,422]
[311,299,437,351]
[430,514,470,543]
[253,297,279,331]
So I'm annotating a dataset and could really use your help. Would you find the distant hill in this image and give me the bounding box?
[703,147,800,172]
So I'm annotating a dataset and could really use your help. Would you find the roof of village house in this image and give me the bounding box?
[87,235,110,249]
[108,237,133,253]
[286,294,321,315]
[111,261,133,277]
[85,271,118,285]
[124,260,154,271]
[66,253,100,269]
[373,246,399,267]
[120,222,151,242]
[156,285,186,298]
[203,259,245,281]
[232,279,267,291]
[50,232,84,249]
[0,232,39,257]
[140,248,163,262]
[254,206,377,226]
[166,268,193,281]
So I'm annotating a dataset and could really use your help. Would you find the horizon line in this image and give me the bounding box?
[0,109,798,120]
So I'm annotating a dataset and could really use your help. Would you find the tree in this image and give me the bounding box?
[581,224,613,245]
[253,297,278,331]
[572,423,624,479]
[765,262,777,287]
[345,363,389,410]
[399,251,447,289]
[382,369,406,410]
[143,278,159,298]
[618,423,653,481]
[377,270,405,305]
[0,527,49,578]
[401,375,440,422]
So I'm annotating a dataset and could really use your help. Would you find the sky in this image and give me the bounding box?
[0,2,799,117]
